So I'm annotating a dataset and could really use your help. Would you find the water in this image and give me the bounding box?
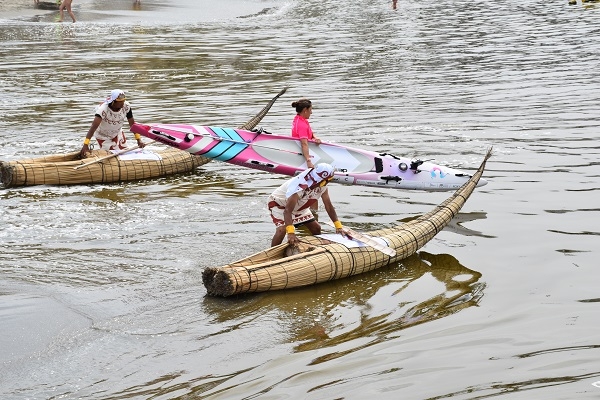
[1,0,599,398]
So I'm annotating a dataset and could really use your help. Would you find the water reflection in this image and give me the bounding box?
[443,211,495,238]
[202,250,484,359]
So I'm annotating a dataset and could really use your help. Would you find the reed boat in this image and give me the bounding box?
[202,148,492,297]
[0,88,287,189]
[0,147,208,188]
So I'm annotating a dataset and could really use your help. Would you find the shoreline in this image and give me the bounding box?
[0,0,280,24]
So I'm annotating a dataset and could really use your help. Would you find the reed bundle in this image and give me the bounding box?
[202,148,493,297]
[0,148,209,188]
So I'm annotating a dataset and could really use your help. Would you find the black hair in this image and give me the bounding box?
[291,98,312,114]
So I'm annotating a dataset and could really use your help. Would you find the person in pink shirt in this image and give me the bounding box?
[291,98,321,169]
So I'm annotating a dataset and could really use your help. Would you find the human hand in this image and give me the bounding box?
[80,144,90,158]
[287,233,299,245]
[137,140,146,148]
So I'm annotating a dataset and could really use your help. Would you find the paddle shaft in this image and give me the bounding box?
[74,140,156,170]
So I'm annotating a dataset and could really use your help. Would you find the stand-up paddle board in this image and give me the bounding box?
[130,123,487,191]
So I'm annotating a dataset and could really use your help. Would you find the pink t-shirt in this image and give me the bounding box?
[291,114,314,140]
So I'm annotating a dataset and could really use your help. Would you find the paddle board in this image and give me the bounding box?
[130,123,488,191]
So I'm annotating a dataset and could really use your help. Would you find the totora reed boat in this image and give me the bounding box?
[202,148,492,297]
[0,88,287,189]
[0,147,208,188]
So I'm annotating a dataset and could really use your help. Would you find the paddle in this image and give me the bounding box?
[149,125,313,158]
[322,220,396,257]
[74,140,156,170]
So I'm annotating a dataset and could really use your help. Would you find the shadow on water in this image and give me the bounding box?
[202,250,484,358]
[442,211,496,238]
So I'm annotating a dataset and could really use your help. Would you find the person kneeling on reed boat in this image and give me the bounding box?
[80,89,145,157]
[268,163,344,247]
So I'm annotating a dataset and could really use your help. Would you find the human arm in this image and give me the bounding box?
[321,189,344,235]
[299,138,314,168]
[127,114,145,148]
[80,115,102,157]
[283,193,301,245]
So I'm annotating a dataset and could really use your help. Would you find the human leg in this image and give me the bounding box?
[271,226,286,247]
[66,0,76,22]
[58,0,64,21]
[59,0,75,22]
[303,220,322,236]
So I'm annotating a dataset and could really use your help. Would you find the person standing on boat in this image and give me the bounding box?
[268,163,343,247]
[291,98,321,169]
[80,89,145,157]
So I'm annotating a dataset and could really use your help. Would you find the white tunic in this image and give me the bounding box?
[268,179,327,227]
[93,101,132,150]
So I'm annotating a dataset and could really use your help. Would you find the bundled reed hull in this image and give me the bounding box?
[203,148,492,297]
[0,148,209,188]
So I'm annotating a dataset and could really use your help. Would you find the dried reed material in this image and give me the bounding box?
[239,87,287,130]
[202,148,493,297]
[0,148,209,188]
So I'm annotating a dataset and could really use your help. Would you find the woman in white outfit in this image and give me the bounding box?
[80,89,145,157]
[268,163,344,246]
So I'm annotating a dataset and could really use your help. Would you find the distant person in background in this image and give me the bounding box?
[291,98,321,169]
[80,89,145,157]
[392,0,397,10]
[268,163,342,247]
[58,0,76,23]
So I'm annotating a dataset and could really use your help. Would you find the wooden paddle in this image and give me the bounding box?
[74,140,156,170]
[323,220,396,257]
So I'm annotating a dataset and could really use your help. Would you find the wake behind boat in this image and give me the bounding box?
[131,123,488,191]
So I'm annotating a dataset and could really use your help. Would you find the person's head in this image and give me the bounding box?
[308,163,335,188]
[107,89,126,110]
[291,98,312,118]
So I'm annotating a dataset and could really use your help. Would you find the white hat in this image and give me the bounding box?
[107,89,126,103]
[308,163,335,183]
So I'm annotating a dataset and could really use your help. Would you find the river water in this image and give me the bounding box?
[1,0,599,399]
